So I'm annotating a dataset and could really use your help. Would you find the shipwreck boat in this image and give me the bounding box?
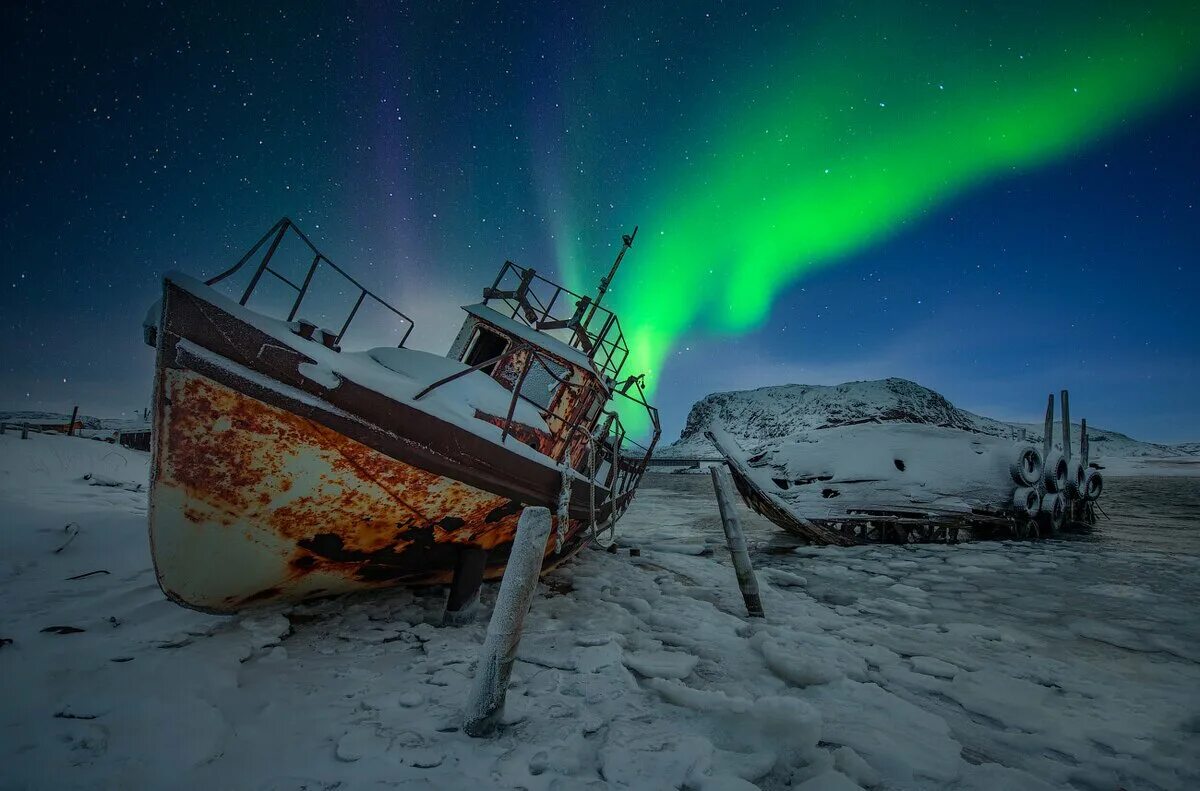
[144,218,660,613]
[707,407,1101,546]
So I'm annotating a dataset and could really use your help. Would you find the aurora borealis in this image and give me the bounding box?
[615,4,1200,385]
[3,1,1199,442]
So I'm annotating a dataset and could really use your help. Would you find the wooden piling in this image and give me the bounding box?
[443,546,487,626]
[68,406,79,437]
[1061,390,1072,465]
[1042,394,1054,461]
[463,506,551,737]
[710,465,765,618]
[1080,418,1089,467]
[21,423,29,440]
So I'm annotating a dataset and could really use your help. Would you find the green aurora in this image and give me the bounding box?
[550,3,1200,432]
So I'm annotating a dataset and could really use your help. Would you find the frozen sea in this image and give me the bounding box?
[1,432,1197,790]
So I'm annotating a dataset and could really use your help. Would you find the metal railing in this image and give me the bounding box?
[482,261,630,381]
[414,340,661,505]
[205,217,416,348]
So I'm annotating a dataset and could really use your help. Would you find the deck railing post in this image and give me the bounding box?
[710,465,765,618]
[239,221,289,306]
[463,506,552,737]
[500,353,532,444]
[287,253,321,322]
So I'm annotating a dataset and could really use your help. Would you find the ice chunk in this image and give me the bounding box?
[833,745,881,788]
[793,770,863,790]
[909,656,960,680]
[622,649,699,679]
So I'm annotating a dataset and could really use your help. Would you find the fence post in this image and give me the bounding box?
[463,507,551,737]
[710,465,765,618]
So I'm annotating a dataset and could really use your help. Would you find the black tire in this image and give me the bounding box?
[1043,453,1068,493]
[1063,461,1086,500]
[1012,486,1040,517]
[1010,447,1044,487]
[1044,493,1066,533]
[1083,469,1104,501]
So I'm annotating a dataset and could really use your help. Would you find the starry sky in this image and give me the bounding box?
[2,1,1198,444]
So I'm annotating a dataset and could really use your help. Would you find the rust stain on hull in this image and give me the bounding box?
[150,369,590,613]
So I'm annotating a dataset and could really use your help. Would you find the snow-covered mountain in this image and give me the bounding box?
[660,378,1194,462]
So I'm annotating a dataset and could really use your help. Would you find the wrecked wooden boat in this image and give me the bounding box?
[144,217,660,613]
[707,396,1101,545]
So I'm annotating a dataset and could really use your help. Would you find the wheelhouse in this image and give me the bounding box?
[438,258,660,503]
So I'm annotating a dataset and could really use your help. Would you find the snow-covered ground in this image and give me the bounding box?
[2,432,1198,790]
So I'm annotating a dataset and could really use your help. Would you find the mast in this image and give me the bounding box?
[584,226,637,329]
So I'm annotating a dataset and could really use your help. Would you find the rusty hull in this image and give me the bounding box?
[149,278,629,613]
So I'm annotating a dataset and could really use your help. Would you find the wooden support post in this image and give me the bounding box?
[0,422,5,435]
[1061,390,1072,465]
[67,406,79,437]
[709,465,765,618]
[1061,389,1075,519]
[21,423,29,440]
[443,546,488,626]
[1080,418,1089,467]
[1043,394,1054,460]
[464,507,551,737]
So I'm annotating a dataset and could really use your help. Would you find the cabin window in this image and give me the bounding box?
[464,326,509,375]
[520,357,569,410]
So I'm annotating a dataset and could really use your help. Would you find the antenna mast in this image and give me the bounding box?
[585,225,637,327]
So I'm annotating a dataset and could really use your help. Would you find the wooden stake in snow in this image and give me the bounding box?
[1043,394,1054,461]
[68,406,79,437]
[21,422,29,440]
[1080,418,1089,467]
[463,506,551,737]
[710,465,765,618]
[443,546,487,626]
[1061,390,1072,466]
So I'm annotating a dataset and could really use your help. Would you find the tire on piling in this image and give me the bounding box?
[1012,486,1041,518]
[1043,492,1066,534]
[1043,453,1068,493]
[1010,447,1044,487]
[1063,461,1086,500]
[1083,468,1104,501]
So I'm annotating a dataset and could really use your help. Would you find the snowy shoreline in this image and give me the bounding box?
[2,432,1197,790]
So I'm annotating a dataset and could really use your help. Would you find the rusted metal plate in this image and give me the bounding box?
[150,368,593,612]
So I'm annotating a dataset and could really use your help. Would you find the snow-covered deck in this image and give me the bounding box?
[163,273,555,463]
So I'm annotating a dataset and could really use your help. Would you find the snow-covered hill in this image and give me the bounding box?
[0,410,149,431]
[660,378,1194,463]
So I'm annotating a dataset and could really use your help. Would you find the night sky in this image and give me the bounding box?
[3,2,1198,444]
